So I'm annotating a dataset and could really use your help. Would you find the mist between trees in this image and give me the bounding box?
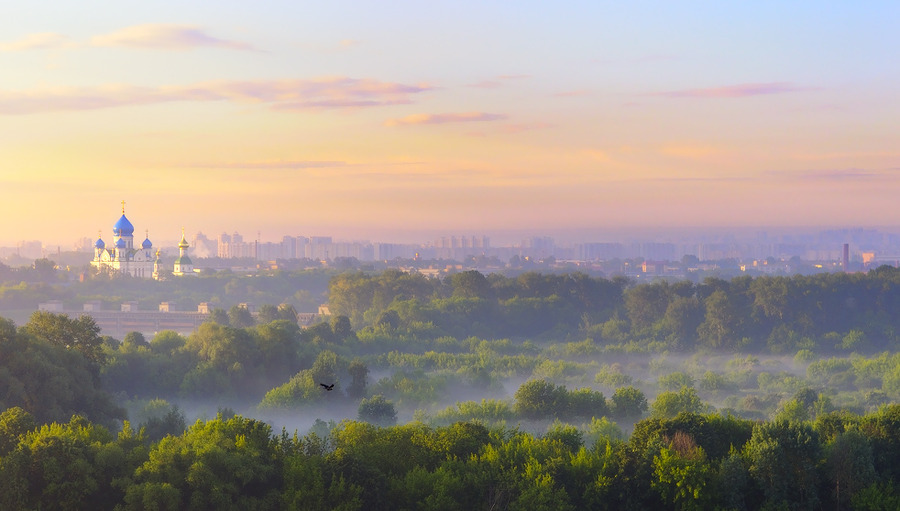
[4,266,900,508]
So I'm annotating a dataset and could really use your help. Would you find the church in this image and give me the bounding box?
[91,202,195,279]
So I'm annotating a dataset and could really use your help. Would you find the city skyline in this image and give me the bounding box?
[2,2,898,245]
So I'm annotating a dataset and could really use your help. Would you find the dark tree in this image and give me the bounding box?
[228,304,256,328]
[611,386,649,420]
[514,379,568,420]
[358,395,397,426]
[256,304,279,324]
[347,359,369,399]
[23,311,107,365]
[122,331,148,349]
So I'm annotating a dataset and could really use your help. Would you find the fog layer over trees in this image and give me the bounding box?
[4,267,900,507]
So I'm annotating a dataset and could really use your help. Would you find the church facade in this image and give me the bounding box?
[91,202,195,279]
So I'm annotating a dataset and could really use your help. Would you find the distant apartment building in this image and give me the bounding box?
[520,236,554,259]
[306,236,333,260]
[17,240,44,259]
[635,242,675,261]
[374,242,419,260]
[434,235,490,260]
[218,232,256,258]
[190,232,218,258]
[577,242,624,261]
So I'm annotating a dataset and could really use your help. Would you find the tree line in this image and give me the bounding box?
[3,406,900,510]
[329,266,900,354]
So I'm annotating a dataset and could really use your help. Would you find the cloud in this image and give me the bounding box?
[769,168,900,182]
[0,33,69,51]
[90,24,256,51]
[187,160,349,170]
[467,80,503,89]
[467,74,529,88]
[384,112,508,127]
[0,77,433,115]
[582,149,611,162]
[660,144,718,158]
[501,122,553,134]
[653,82,816,98]
[553,89,590,98]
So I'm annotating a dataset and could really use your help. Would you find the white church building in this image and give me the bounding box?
[91,202,195,279]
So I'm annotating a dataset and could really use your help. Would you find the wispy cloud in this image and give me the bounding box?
[91,24,256,51]
[0,77,433,115]
[187,160,349,170]
[467,80,503,89]
[501,122,553,134]
[0,33,69,51]
[384,112,507,127]
[467,74,529,89]
[660,144,718,159]
[553,89,590,98]
[768,168,900,182]
[653,82,816,98]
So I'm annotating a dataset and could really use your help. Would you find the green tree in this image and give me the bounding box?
[358,395,397,426]
[661,296,704,350]
[374,309,401,331]
[566,387,609,421]
[32,258,58,282]
[206,307,228,325]
[347,359,369,399]
[257,304,280,324]
[625,281,671,333]
[122,415,279,510]
[331,315,355,342]
[0,406,36,455]
[0,318,123,425]
[826,429,876,508]
[610,386,649,420]
[651,387,708,419]
[122,331,148,349]
[277,303,299,322]
[697,289,742,350]
[0,415,139,511]
[23,311,107,365]
[514,380,568,420]
[652,432,712,511]
[450,270,492,299]
[228,304,256,328]
[135,399,187,442]
[745,420,822,510]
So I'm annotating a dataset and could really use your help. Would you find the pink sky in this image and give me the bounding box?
[1,3,898,246]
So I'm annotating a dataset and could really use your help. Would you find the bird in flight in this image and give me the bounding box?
[320,383,335,391]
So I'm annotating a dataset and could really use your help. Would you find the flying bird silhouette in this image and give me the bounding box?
[320,383,335,391]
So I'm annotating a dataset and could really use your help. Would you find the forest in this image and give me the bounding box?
[3,266,900,509]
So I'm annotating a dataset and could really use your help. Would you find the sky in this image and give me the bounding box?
[1,1,898,247]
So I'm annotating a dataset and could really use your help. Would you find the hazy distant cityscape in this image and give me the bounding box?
[6,226,900,277]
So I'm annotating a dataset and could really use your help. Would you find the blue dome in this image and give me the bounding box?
[95,237,105,249]
[142,237,152,249]
[113,214,135,236]
[115,238,126,249]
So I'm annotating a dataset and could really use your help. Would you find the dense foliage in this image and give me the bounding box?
[329,267,900,354]
[4,266,900,507]
[1,408,900,510]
